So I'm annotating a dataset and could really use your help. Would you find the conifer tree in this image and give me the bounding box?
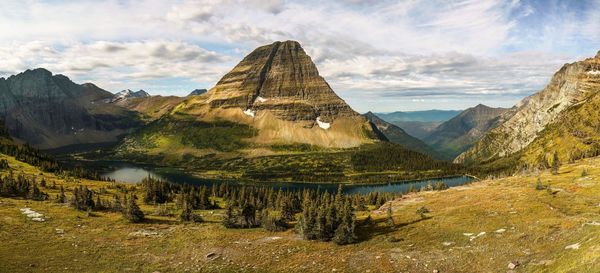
[124,194,144,223]
[552,151,561,175]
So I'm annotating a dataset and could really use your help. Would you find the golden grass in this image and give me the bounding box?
[1,154,599,272]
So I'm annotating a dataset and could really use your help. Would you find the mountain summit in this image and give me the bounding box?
[202,40,358,122]
[170,40,375,148]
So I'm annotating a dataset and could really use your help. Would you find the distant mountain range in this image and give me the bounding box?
[375,110,461,139]
[188,89,207,96]
[423,104,508,159]
[363,112,445,160]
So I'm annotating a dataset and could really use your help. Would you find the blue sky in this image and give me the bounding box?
[0,0,598,112]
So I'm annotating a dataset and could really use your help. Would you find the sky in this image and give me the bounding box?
[0,0,599,112]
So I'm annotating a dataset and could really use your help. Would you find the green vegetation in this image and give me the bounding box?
[122,114,256,152]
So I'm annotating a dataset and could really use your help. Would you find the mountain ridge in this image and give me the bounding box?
[456,51,600,165]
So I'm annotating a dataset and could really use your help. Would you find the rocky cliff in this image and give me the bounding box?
[456,51,600,164]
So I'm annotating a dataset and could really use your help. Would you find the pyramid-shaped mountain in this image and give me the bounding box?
[168,40,376,148]
[205,40,358,122]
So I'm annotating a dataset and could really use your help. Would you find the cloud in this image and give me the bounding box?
[0,40,232,93]
[0,0,596,110]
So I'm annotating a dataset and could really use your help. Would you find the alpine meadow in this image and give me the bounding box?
[1,1,599,272]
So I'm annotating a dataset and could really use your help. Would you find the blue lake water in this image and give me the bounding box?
[100,163,476,194]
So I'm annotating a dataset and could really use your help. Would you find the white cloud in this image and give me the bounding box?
[0,0,595,110]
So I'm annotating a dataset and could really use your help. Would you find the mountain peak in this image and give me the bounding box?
[205,40,358,122]
[188,89,207,96]
[596,50,600,58]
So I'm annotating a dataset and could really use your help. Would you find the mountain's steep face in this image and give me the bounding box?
[425,104,507,159]
[364,112,445,160]
[198,40,357,122]
[166,41,375,149]
[0,68,141,149]
[456,53,600,164]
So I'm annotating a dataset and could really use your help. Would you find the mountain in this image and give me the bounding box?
[0,68,141,149]
[363,112,445,160]
[188,89,207,96]
[424,104,508,159]
[123,40,376,154]
[110,89,150,103]
[376,110,461,139]
[456,51,600,165]
[116,41,464,182]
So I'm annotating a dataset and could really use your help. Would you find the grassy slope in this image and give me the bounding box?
[1,153,600,272]
[520,92,600,167]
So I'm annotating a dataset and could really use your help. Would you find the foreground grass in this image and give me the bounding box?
[1,154,599,272]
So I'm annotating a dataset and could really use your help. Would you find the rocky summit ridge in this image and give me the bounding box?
[456,51,600,164]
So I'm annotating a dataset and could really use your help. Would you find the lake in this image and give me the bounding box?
[100,163,476,194]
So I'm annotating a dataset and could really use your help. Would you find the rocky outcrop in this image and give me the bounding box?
[425,104,507,159]
[204,40,358,123]
[0,68,141,149]
[456,52,600,164]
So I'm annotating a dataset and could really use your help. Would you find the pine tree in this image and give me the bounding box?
[57,185,66,203]
[124,194,144,223]
[386,204,395,228]
[552,151,561,175]
[222,203,236,228]
[333,201,357,245]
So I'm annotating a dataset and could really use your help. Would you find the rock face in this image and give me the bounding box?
[456,53,600,164]
[204,40,357,123]
[424,104,507,159]
[363,112,444,159]
[0,68,141,149]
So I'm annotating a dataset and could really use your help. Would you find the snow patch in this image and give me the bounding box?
[316,117,330,130]
[243,109,255,117]
[587,70,600,75]
[255,96,268,103]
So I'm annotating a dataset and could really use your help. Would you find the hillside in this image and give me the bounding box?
[0,68,142,149]
[424,104,508,159]
[113,95,186,121]
[2,142,599,272]
[457,51,600,164]
[363,112,445,160]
